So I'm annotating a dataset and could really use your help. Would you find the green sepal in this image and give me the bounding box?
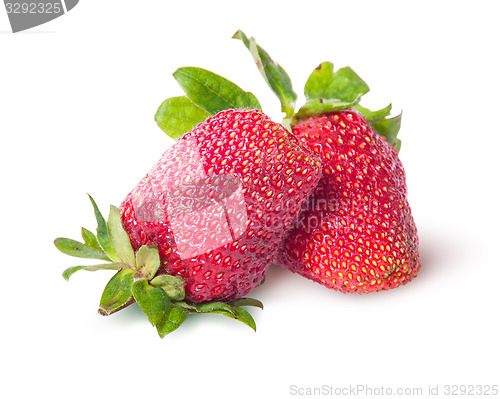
[150,274,185,301]
[210,306,257,331]
[371,112,402,152]
[107,205,135,267]
[303,62,402,151]
[54,237,111,262]
[304,62,369,103]
[191,301,236,315]
[132,279,171,326]
[88,195,120,263]
[173,67,261,115]
[98,269,135,315]
[233,30,297,119]
[232,307,257,331]
[62,263,125,281]
[135,244,160,280]
[155,96,211,140]
[81,227,101,250]
[292,96,362,124]
[229,297,264,309]
[178,300,258,331]
[156,305,189,338]
[354,103,393,124]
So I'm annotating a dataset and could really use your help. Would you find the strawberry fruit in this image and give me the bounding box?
[282,108,419,292]
[55,67,321,337]
[121,107,321,302]
[235,31,420,293]
[55,31,422,339]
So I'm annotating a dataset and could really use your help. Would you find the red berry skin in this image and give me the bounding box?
[276,109,420,293]
[120,109,321,303]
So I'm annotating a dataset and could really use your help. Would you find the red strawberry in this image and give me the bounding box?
[55,67,321,337]
[120,108,321,302]
[277,109,420,292]
[235,31,420,293]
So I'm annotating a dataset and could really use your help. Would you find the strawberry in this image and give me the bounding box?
[121,107,321,302]
[55,67,321,337]
[279,109,419,292]
[235,31,420,293]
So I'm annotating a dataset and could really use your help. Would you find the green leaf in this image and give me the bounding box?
[88,195,120,263]
[150,274,185,301]
[304,62,370,103]
[62,263,125,281]
[173,67,261,115]
[99,269,135,314]
[293,96,362,124]
[371,112,402,152]
[155,96,211,140]
[81,227,101,250]
[192,301,236,316]
[156,306,189,338]
[132,279,171,326]
[135,245,161,280]
[210,306,257,331]
[233,30,297,119]
[233,307,257,331]
[229,297,264,309]
[54,237,111,261]
[354,103,392,124]
[107,205,135,267]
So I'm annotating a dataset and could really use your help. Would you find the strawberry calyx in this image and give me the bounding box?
[154,30,401,150]
[55,195,262,337]
[233,31,402,151]
[291,96,363,125]
[155,66,262,140]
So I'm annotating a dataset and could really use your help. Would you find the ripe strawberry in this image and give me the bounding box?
[55,67,321,337]
[120,108,322,302]
[277,109,420,292]
[235,31,420,293]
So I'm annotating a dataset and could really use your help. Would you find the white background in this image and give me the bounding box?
[1,1,499,398]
